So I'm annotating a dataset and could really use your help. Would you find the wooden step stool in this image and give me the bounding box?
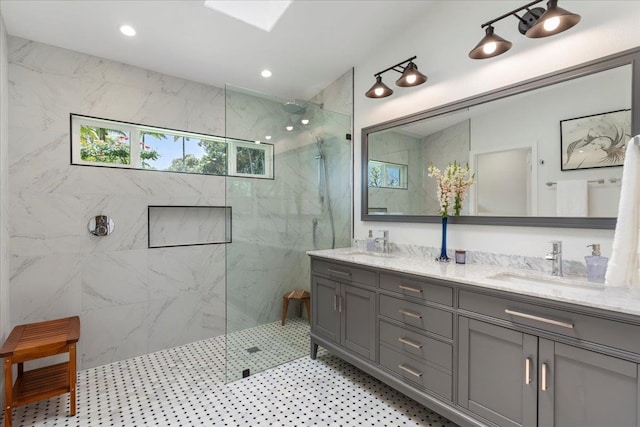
[1,316,80,427]
[281,290,311,326]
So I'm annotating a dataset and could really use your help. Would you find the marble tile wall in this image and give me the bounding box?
[353,239,588,277]
[7,38,227,369]
[0,14,10,406]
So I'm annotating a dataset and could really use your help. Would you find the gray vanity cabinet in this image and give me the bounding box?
[309,256,640,427]
[459,290,640,427]
[538,339,639,427]
[311,264,376,361]
[458,317,538,427]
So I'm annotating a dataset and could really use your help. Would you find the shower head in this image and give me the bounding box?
[282,100,307,115]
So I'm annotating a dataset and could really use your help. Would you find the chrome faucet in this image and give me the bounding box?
[375,230,390,254]
[545,240,563,277]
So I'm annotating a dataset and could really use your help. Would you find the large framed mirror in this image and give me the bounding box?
[362,47,640,229]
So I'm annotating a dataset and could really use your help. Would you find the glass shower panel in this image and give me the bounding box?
[224,85,352,382]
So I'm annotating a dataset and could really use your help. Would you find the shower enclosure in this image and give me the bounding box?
[224,85,352,381]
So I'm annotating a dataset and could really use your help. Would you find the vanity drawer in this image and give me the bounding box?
[379,344,452,400]
[379,294,452,339]
[312,259,376,287]
[379,319,452,371]
[380,273,453,306]
[459,290,640,354]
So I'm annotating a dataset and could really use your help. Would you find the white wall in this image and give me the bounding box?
[354,1,640,262]
[0,13,10,407]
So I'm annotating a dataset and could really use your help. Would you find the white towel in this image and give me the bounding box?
[606,135,640,288]
[556,180,588,217]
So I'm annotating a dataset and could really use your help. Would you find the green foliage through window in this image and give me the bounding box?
[73,116,273,179]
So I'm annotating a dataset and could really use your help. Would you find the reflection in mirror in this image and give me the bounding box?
[365,60,634,224]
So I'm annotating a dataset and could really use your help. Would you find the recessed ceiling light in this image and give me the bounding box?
[301,119,309,125]
[265,135,272,140]
[255,140,261,144]
[261,69,272,78]
[286,125,293,132]
[120,25,136,37]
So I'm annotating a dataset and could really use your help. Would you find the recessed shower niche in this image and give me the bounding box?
[148,206,232,248]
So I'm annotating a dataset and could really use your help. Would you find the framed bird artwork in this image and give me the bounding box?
[560,109,631,171]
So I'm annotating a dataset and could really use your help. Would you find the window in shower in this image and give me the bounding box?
[71,114,274,179]
[368,160,408,189]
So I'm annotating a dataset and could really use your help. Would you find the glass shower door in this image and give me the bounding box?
[224,85,352,382]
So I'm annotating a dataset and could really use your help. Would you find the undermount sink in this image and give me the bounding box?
[489,272,605,290]
[341,250,395,258]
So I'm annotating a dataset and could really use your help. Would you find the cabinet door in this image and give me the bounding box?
[538,339,639,427]
[311,276,340,344]
[458,317,537,427]
[341,285,376,361]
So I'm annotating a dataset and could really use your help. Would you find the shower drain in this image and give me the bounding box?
[246,346,261,354]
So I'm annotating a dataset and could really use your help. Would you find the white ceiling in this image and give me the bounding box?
[0,0,437,101]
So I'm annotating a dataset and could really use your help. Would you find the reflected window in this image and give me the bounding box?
[368,160,408,189]
[71,115,273,179]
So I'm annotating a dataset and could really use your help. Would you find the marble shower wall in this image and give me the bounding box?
[0,14,10,406]
[7,38,228,369]
[225,83,352,332]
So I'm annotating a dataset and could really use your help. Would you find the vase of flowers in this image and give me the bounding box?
[428,161,475,262]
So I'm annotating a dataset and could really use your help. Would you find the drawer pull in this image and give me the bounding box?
[333,295,338,311]
[398,337,423,349]
[338,296,343,313]
[398,284,422,294]
[504,309,574,329]
[398,363,422,377]
[398,309,422,319]
[328,268,351,277]
[541,363,549,391]
[525,357,532,385]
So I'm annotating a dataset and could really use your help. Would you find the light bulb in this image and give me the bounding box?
[265,135,272,140]
[255,140,261,144]
[120,25,136,37]
[261,69,272,78]
[543,16,560,32]
[286,125,293,131]
[406,74,417,84]
[483,42,497,55]
[301,119,309,125]
[374,87,384,96]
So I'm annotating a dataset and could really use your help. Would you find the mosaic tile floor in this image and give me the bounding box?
[5,319,458,426]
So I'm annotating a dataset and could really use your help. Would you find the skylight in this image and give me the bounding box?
[203,1,293,32]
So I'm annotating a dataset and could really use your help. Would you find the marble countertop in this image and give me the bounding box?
[307,248,640,318]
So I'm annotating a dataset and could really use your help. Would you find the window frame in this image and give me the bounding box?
[367,159,408,189]
[70,114,274,179]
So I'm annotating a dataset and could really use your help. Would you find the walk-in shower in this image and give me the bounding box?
[224,85,352,382]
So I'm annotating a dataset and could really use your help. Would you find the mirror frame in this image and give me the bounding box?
[361,47,640,229]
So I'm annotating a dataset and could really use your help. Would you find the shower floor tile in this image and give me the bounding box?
[5,320,459,427]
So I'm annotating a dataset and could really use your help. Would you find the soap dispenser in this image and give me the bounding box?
[585,244,608,283]
[366,230,376,252]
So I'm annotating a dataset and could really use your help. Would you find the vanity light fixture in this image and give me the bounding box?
[365,56,427,99]
[469,0,580,60]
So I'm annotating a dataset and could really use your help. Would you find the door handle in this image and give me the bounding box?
[338,296,343,313]
[541,362,549,391]
[333,295,337,311]
[525,357,532,385]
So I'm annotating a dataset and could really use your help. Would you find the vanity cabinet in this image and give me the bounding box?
[309,256,640,427]
[311,263,376,361]
[459,290,640,427]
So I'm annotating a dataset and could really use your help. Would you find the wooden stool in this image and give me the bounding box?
[1,316,80,427]
[281,290,311,326]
